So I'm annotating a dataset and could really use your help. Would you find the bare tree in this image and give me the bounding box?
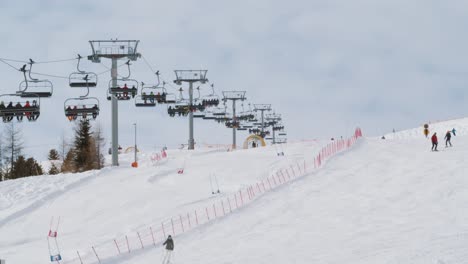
[94,122,106,169]
[59,133,69,162]
[3,122,24,178]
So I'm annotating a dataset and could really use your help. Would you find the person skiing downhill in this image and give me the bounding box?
[452,128,456,136]
[162,235,174,264]
[444,131,452,147]
[431,132,438,151]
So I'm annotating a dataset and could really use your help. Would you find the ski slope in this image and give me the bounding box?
[1,119,468,263]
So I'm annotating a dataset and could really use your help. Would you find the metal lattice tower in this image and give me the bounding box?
[253,104,272,136]
[222,91,246,150]
[174,70,208,150]
[88,39,141,166]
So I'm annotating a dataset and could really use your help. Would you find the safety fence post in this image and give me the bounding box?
[137,232,144,249]
[227,196,232,212]
[213,203,217,218]
[126,235,131,253]
[221,200,226,216]
[206,207,210,220]
[114,239,121,254]
[195,210,199,225]
[171,218,175,235]
[179,215,185,232]
[187,212,192,229]
[92,246,101,264]
[150,227,156,246]
[161,222,166,239]
[77,251,83,264]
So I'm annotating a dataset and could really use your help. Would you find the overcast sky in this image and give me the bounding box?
[1,0,468,160]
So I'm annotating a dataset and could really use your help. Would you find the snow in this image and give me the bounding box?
[1,119,468,264]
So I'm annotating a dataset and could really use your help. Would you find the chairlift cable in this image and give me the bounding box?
[0,58,22,71]
[35,58,78,64]
[0,57,77,64]
[141,55,157,75]
[29,71,69,79]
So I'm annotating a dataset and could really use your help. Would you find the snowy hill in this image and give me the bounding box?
[385,117,468,139]
[1,121,468,263]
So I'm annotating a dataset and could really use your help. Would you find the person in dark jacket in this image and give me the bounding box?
[444,131,452,147]
[452,128,456,136]
[431,132,438,151]
[162,235,174,264]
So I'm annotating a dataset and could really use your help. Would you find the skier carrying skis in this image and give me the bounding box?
[431,132,438,151]
[162,235,174,264]
[444,131,452,147]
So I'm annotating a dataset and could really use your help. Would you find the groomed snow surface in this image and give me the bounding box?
[1,120,468,264]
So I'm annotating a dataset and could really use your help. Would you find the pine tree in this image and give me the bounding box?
[73,119,93,171]
[48,149,60,161]
[10,155,43,179]
[48,163,60,175]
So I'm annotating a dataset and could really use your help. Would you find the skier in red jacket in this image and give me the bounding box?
[431,132,438,151]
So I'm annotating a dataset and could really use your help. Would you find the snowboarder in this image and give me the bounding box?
[431,132,438,151]
[162,235,174,264]
[452,128,456,136]
[444,131,452,147]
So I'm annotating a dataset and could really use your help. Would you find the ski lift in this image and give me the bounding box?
[201,84,220,107]
[135,86,157,107]
[18,61,53,98]
[0,94,40,122]
[69,55,98,88]
[107,61,138,99]
[212,107,226,116]
[202,112,216,120]
[193,112,206,118]
[64,97,100,121]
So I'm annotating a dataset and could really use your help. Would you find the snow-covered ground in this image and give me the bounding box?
[1,119,468,263]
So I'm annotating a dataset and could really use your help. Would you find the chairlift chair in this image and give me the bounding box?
[17,61,53,98]
[0,94,40,122]
[69,73,98,88]
[64,97,100,121]
[69,55,98,87]
[135,87,157,107]
[108,79,138,99]
[19,79,53,98]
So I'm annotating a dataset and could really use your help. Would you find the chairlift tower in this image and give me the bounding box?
[253,104,272,136]
[174,70,208,150]
[88,39,141,166]
[222,91,246,150]
[266,113,282,144]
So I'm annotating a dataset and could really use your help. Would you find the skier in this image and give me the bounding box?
[431,132,438,151]
[452,128,456,136]
[162,235,174,264]
[444,131,452,147]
